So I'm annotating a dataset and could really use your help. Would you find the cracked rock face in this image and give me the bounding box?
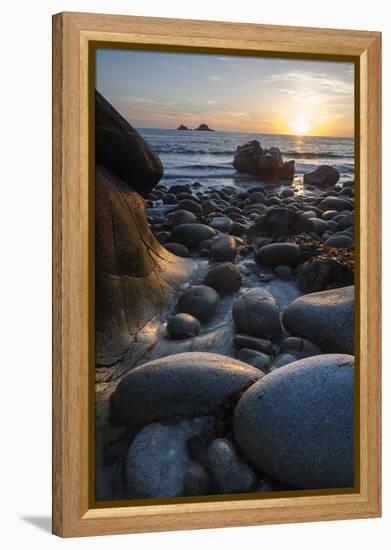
[95,92,194,370]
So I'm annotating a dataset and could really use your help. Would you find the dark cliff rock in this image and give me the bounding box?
[95,90,163,198]
[95,92,194,373]
[177,124,189,130]
[233,140,295,182]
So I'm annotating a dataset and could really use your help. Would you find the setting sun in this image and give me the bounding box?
[290,116,311,135]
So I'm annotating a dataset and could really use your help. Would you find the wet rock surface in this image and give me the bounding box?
[234,354,355,488]
[232,288,281,337]
[233,140,294,181]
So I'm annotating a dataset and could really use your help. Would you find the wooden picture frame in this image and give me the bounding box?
[52,11,381,537]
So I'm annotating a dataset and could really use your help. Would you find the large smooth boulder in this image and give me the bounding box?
[112,352,263,426]
[282,286,354,353]
[234,354,355,488]
[256,243,301,268]
[303,165,340,187]
[171,223,216,249]
[95,90,162,198]
[233,140,295,181]
[177,285,220,322]
[232,288,281,337]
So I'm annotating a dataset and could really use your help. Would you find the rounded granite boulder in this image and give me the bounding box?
[168,209,197,227]
[209,236,238,262]
[204,262,241,292]
[125,418,210,498]
[282,285,354,354]
[256,243,301,268]
[112,352,263,426]
[177,285,220,322]
[166,313,201,339]
[177,199,203,216]
[232,288,281,337]
[324,235,353,248]
[164,242,190,257]
[233,354,355,488]
[171,223,216,249]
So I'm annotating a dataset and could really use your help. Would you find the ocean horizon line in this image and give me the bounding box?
[133,125,354,140]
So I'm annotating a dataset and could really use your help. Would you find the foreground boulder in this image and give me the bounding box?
[233,140,294,181]
[112,352,263,426]
[303,165,340,187]
[234,354,355,488]
[282,286,354,353]
[95,90,163,198]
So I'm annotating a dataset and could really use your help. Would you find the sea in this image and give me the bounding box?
[138,128,354,194]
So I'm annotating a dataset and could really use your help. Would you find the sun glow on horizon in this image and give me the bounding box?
[290,116,311,136]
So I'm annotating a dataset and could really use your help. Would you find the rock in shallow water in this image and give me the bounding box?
[164,242,190,257]
[303,165,340,187]
[209,235,238,261]
[166,313,201,339]
[234,354,355,489]
[112,352,263,426]
[204,262,242,292]
[256,243,301,268]
[177,285,220,322]
[171,223,216,249]
[232,288,281,337]
[282,285,354,354]
[233,140,294,181]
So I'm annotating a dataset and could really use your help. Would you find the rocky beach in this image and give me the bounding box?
[95,91,356,501]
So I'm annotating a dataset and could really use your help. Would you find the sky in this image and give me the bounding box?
[96,48,355,137]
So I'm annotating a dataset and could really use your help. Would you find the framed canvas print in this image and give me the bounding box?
[52,12,381,537]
